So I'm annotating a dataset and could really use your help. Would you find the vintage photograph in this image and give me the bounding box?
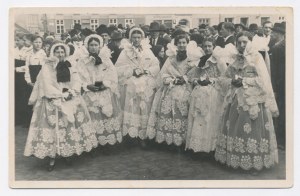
[9,7,293,188]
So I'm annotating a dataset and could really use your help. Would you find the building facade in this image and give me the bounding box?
[15,13,286,37]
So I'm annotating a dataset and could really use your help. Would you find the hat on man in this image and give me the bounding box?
[160,24,168,32]
[73,23,81,30]
[223,22,235,32]
[272,22,285,34]
[96,24,109,35]
[141,25,150,35]
[69,29,78,38]
[234,23,248,31]
[110,30,123,40]
[149,21,161,32]
[81,28,93,37]
[249,23,258,32]
[171,29,186,38]
[108,25,118,36]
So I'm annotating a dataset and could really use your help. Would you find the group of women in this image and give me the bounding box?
[16,26,279,173]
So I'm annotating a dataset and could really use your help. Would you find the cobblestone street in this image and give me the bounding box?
[14,126,286,181]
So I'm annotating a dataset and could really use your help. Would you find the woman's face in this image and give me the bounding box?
[236,35,250,53]
[101,33,110,44]
[202,41,214,55]
[131,33,142,47]
[177,38,188,51]
[236,26,243,34]
[54,47,66,62]
[44,44,51,56]
[88,40,100,54]
[220,24,229,38]
[23,37,32,47]
[33,38,43,51]
[205,28,212,36]
[158,47,165,58]
[16,37,24,48]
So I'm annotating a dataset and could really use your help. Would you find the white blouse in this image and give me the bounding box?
[14,46,32,61]
[23,49,47,83]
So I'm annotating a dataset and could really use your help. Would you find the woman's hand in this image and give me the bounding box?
[27,82,34,87]
[63,92,72,101]
[174,76,186,85]
[231,78,243,88]
[198,78,212,86]
[133,68,144,77]
[192,78,199,86]
[87,84,100,92]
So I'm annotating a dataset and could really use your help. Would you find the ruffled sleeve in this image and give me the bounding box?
[156,57,176,87]
[102,61,119,93]
[250,52,279,116]
[115,50,134,85]
[76,56,93,92]
[142,49,160,77]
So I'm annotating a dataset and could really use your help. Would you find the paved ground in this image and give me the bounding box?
[14,126,286,181]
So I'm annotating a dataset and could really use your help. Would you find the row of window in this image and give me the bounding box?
[55,16,286,34]
[55,19,135,33]
[199,16,284,26]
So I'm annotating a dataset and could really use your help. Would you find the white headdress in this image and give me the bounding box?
[165,40,204,60]
[49,43,70,58]
[84,34,104,49]
[129,27,145,40]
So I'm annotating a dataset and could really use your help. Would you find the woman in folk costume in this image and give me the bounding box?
[185,37,227,153]
[24,43,97,171]
[115,27,160,140]
[77,34,123,146]
[214,31,279,171]
[146,34,203,147]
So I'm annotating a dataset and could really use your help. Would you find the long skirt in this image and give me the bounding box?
[24,96,98,159]
[120,76,157,139]
[185,85,223,152]
[82,90,123,145]
[214,95,279,170]
[15,60,27,125]
[147,84,191,146]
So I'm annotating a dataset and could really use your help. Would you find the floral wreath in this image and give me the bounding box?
[84,34,104,50]
[49,43,70,58]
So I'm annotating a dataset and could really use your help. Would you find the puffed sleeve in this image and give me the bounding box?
[115,51,134,85]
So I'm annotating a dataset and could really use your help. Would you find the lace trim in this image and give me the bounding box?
[24,122,98,159]
[97,132,123,145]
[215,133,278,170]
[122,126,147,139]
[155,130,185,146]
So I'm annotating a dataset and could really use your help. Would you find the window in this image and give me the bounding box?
[109,18,118,25]
[240,17,249,26]
[125,19,134,26]
[224,18,234,23]
[90,19,99,31]
[56,20,64,34]
[279,16,285,21]
[71,19,81,29]
[199,18,210,25]
[73,19,81,25]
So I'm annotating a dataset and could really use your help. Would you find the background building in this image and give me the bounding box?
[15,13,286,38]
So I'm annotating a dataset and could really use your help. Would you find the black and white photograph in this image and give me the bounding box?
[9,7,293,188]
